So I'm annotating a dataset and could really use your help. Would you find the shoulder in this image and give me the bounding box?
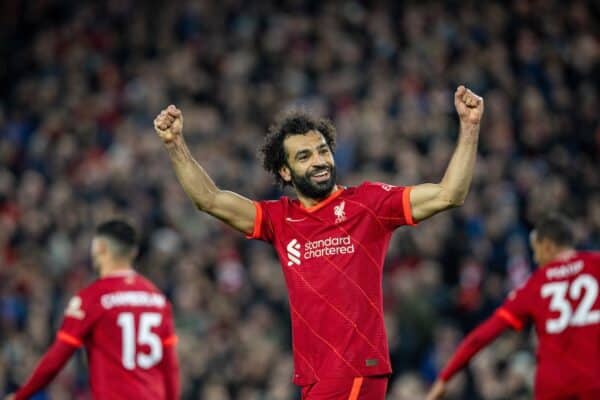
[578,251,600,262]
[75,279,103,301]
[353,181,408,195]
[135,274,164,294]
[507,269,544,300]
[257,196,291,213]
[64,282,101,319]
[346,181,409,207]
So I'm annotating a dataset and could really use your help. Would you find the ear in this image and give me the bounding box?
[279,165,291,183]
[543,238,559,253]
[94,237,108,255]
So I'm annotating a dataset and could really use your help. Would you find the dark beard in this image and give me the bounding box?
[290,165,337,200]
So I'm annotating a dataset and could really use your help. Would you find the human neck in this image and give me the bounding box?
[100,260,132,277]
[543,248,576,266]
[296,185,339,208]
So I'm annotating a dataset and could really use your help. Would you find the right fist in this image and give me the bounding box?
[154,105,183,143]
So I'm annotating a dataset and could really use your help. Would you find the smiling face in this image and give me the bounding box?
[279,130,337,200]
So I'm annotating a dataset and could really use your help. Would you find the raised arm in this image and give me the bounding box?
[409,86,484,222]
[425,313,510,400]
[154,105,256,235]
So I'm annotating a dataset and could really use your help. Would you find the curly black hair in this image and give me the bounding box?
[260,110,336,187]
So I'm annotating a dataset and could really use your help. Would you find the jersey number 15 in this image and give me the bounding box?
[541,274,600,334]
[117,312,163,370]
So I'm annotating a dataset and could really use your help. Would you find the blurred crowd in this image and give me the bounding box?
[0,0,598,399]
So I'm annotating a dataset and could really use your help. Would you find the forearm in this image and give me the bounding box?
[15,341,76,400]
[439,122,480,205]
[439,314,508,382]
[165,136,220,212]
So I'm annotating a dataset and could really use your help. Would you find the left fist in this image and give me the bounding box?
[454,85,484,125]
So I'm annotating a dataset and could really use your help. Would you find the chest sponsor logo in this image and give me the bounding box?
[285,236,355,266]
[286,239,302,266]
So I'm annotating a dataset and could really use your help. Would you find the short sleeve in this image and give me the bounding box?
[358,182,416,230]
[246,200,280,243]
[497,279,535,331]
[57,290,103,347]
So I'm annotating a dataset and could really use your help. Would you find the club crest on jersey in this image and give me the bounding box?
[334,201,346,223]
[65,296,85,320]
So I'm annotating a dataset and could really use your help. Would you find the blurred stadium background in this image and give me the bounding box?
[0,1,598,399]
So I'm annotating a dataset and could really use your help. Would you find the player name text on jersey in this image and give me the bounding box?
[101,291,166,309]
[545,260,584,280]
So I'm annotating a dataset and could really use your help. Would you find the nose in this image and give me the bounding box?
[313,151,329,165]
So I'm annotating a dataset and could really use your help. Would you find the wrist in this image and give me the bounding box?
[459,121,480,139]
[459,120,480,129]
[163,134,184,147]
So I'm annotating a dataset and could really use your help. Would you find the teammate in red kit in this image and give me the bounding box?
[5,220,180,400]
[154,85,483,399]
[426,213,600,400]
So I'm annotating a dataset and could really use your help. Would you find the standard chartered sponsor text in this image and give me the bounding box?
[303,236,355,259]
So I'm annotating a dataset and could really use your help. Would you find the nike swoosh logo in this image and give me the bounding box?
[285,217,306,222]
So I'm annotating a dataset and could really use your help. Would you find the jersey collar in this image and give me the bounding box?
[300,186,345,213]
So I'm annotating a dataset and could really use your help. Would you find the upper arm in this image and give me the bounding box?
[202,190,257,235]
[409,183,458,222]
[59,292,102,346]
[497,279,536,330]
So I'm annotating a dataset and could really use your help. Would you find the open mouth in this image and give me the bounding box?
[310,169,330,183]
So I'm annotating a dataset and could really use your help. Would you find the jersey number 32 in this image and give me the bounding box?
[541,274,600,334]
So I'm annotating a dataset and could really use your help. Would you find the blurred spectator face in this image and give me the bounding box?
[280,131,336,199]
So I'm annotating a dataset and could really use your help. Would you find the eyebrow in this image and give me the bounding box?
[294,149,310,160]
[294,143,329,160]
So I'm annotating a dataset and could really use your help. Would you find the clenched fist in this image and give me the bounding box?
[454,85,484,126]
[154,105,183,144]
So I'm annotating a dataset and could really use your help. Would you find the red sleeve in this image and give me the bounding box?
[160,340,180,400]
[14,340,77,400]
[498,275,537,330]
[160,303,180,400]
[58,290,103,344]
[439,314,511,381]
[247,200,279,242]
[358,182,416,230]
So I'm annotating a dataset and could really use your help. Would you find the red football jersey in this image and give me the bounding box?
[498,251,600,397]
[58,270,178,399]
[249,182,416,385]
